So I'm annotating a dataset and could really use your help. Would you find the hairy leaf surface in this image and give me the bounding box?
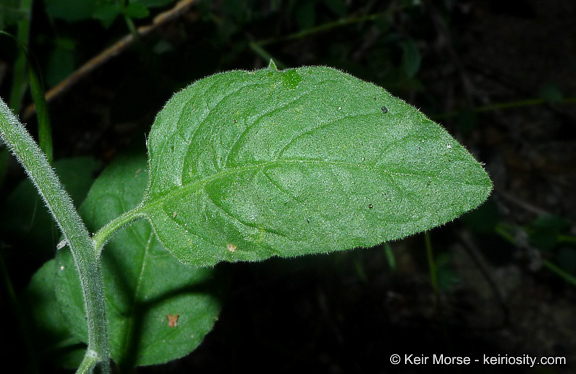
[140,64,492,267]
[56,154,226,368]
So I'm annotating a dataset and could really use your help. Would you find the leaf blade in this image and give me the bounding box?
[142,65,492,267]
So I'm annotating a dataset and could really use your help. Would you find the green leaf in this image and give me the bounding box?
[55,154,226,368]
[93,2,122,28]
[400,39,421,78]
[0,157,101,256]
[125,2,149,19]
[0,0,27,30]
[139,65,492,267]
[323,0,347,17]
[46,38,76,87]
[538,83,563,103]
[296,1,316,30]
[45,0,97,22]
[528,214,571,251]
[23,260,85,369]
[132,0,177,8]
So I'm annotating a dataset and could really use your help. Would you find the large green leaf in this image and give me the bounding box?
[55,154,226,368]
[139,62,492,267]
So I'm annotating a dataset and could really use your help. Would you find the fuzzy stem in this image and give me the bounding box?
[93,206,145,254]
[0,98,110,374]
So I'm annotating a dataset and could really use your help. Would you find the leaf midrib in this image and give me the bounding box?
[139,157,481,217]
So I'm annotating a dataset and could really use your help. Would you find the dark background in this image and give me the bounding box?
[1,0,576,373]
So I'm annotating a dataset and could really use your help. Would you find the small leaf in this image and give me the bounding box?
[140,65,492,267]
[55,154,226,368]
[93,2,122,28]
[125,3,149,19]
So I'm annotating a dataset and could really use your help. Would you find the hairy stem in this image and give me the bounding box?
[93,206,146,254]
[0,98,110,374]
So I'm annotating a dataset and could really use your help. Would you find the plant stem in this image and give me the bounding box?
[0,98,110,374]
[93,206,145,254]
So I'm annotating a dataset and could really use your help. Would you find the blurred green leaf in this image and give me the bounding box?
[22,260,85,369]
[461,198,500,234]
[400,39,421,78]
[46,38,76,87]
[125,2,150,19]
[93,2,122,28]
[0,157,101,256]
[296,1,316,30]
[133,0,177,7]
[457,108,479,135]
[323,0,346,17]
[28,62,54,164]
[436,252,459,291]
[528,214,571,251]
[0,0,30,29]
[44,0,97,22]
[539,83,563,103]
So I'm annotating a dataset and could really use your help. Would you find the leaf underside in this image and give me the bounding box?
[140,64,492,267]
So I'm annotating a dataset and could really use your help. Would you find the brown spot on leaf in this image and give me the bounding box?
[227,243,237,252]
[167,314,179,327]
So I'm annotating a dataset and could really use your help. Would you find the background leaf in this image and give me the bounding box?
[140,65,492,267]
[44,0,97,22]
[22,259,85,369]
[133,0,177,8]
[55,154,227,369]
[125,3,150,19]
[0,157,100,260]
[0,0,26,29]
[400,39,421,78]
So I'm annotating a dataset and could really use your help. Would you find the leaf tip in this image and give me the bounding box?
[267,59,278,71]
